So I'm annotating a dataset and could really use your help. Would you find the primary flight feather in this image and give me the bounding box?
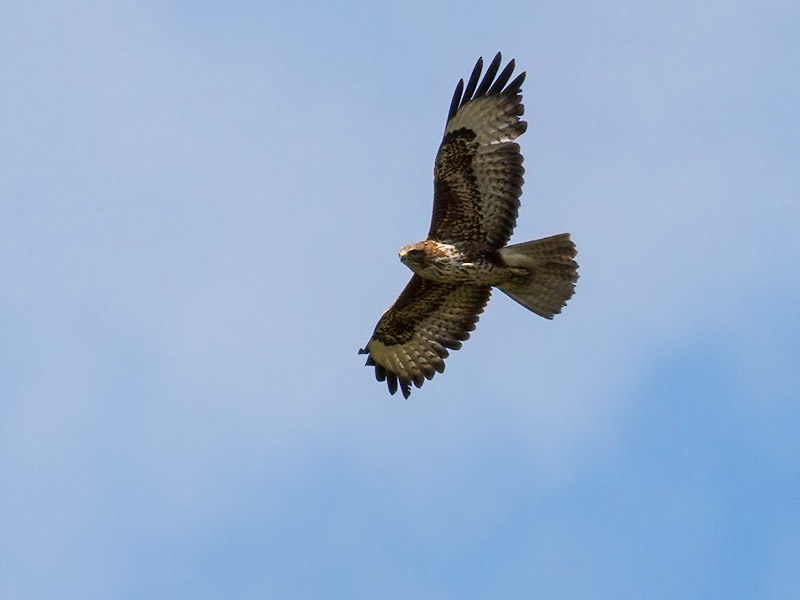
[359,53,579,398]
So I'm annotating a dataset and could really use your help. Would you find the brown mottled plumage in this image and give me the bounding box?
[359,53,579,398]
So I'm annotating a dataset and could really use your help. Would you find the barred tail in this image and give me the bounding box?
[497,233,579,319]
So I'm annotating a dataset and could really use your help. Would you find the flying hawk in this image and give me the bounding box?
[359,53,579,398]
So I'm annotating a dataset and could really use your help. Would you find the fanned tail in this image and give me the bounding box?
[497,233,579,319]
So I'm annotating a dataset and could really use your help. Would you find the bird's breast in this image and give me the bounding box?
[408,253,510,285]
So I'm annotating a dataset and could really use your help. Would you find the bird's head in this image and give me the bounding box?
[399,242,429,269]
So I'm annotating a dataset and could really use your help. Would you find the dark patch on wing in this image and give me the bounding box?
[370,276,449,346]
[443,127,476,145]
[429,129,484,242]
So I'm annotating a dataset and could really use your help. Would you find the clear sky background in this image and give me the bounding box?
[2,2,799,598]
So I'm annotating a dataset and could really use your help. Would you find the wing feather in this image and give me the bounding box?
[487,58,516,95]
[359,275,491,398]
[447,79,464,123]
[429,52,527,248]
[473,52,502,98]
[461,57,483,107]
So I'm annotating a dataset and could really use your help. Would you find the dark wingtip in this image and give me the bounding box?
[447,79,464,121]
[447,53,525,125]
[400,380,411,399]
[474,52,502,98]
[386,372,398,395]
[358,347,368,355]
[461,56,483,105]
[506,71,526,95]
[488,58,516,95]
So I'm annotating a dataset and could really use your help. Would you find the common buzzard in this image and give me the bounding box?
[359,53,579,398]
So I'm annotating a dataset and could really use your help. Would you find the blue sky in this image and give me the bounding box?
[1,1,798,598]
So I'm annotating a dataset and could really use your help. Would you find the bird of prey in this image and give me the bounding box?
[359,53,579,398]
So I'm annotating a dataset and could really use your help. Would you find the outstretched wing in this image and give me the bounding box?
[429,52,527,249]
[359,276,491,398]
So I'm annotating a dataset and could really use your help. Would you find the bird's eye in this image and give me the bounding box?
[407,249,424,257]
